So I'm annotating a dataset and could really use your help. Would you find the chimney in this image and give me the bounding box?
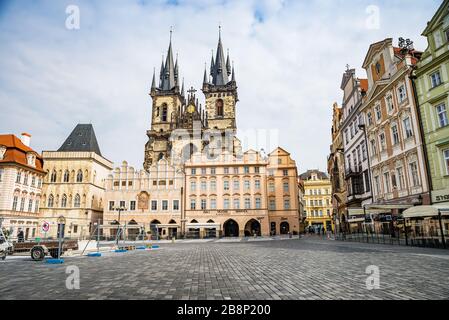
[21,133,31,147]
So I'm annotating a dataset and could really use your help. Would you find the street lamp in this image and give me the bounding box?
[176,168,186,239]
[115,206,127,245]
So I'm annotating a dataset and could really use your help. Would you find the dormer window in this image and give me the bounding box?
[375,61,381,75]
[26,152,36,167]
[0,145,6,160]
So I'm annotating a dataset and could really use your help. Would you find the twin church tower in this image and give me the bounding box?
[143,29,242,171]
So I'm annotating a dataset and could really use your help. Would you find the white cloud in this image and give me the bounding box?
[0,0,441,172]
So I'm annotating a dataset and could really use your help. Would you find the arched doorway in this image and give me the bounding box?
[280,222,290,234]
[205,219,217,238]
[150,219,161,240]
[168,219,178,239]
[110,220,120,241]
[223,219,239,237]
[244,219,261,236]
[127,220,140,241]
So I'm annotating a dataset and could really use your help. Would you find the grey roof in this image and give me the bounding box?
[299,169,328,181]
[58,124,102,156]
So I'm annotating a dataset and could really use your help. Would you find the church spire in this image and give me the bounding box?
[226,49,231,76]
[203,63,208,84]
[159,29,177,92]
[211,26,229,86]
[151,67,156,91]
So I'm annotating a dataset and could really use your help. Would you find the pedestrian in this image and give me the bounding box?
[17,229,24,243]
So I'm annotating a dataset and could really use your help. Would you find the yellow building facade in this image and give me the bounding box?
[301,170,334,232]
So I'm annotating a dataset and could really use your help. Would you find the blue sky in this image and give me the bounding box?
[0,0,442,172]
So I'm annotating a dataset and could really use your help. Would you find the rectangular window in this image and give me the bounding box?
[269,182,275,192]
[210,168,216,175]
[430,71,442,88]
[223,181,229,191]
[201,199,206,210]
[364,171,371,193]
[367,112,373,126]
[436,103,448,127]
[0,169,3,182]
[255,180,261,190]
[391,124,400,145]
[173,200,179,211]
[386,95,394,113]
[210,180,216,191]
[370,140,377,157]
[130,201,136,211]
[244,180,250,190]
[361,143,367,161]
[20,198,25,211]
[191,168,196,175]
[283,182,289,192]
[233,198,240,209]
[233,167,239,174]
[374,176,380,195]
[190,181,196,191]
[403,117,413,138]
[201,181,207,191]
[444,150,449,175]
[31,176,35,187]
[28,199,33,212]
[109,201,115,211]
[283,169,288,176]
[201,168,206,175]
[233,180,240,190]
[210,199,216,209]
[397,167,405,190]
[284,199,290,210]
[397,85,407,103]
[119,201,126,209]
[35,200,39,213]
[16,172,21,184]
[223,199,230,209]
[151,200,158,211]
[12,196,18,211]
[255,198,261,209]
[224,167,229,174]
[244,198,251,209]
[384,172,391,193]
[254,167,260,174]
[379,133,386,151]
[244,166,249,174]
[190,199,196,210]
[375,105,382,121]
[410,162,420,187]
[269,199,276,210]
[161,200,168,211]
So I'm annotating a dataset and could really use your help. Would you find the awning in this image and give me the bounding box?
[348,218,365,223]
[186,223,221,230]
[348,208,391,216]
[403,205,449,218]
[364,204,413,210]
[155,224,181,228]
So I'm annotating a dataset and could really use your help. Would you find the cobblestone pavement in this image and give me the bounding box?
[1,237,448,300]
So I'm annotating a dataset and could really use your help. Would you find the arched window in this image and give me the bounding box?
[63,170,69,183]
[162,104,168,122]
[76,170,83,182]
[61,194,67,208]
[74,194,81,208]
[50,170,57,183]
[216,99,224,117]
[48,194,54,208]
[158,153,164,161]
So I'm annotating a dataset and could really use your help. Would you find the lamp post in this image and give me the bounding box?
[176,168,186,239]
[115,206,127,245]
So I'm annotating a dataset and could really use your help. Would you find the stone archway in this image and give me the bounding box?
[223,219,239,237]
[280,221,290,235]
[150,219,161,239]
[244,219,261,236]
[127,219,139,241]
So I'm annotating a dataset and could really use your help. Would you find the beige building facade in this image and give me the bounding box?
[103,159,183,240]
[39,124,113,239]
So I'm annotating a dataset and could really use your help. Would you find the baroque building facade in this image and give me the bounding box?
[39,124,113,239]
[0,133,45,240]
[360,38,431,219]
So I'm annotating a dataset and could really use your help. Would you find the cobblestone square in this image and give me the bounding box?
[1,238,449,300]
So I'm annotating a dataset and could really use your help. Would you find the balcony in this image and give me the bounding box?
[345,165,363,178]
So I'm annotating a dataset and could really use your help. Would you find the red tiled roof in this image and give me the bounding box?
[393,47,422,65]
[0,134,45,172]
[359,79,368,92]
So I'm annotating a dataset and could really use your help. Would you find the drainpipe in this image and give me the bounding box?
[409,67,433,204]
